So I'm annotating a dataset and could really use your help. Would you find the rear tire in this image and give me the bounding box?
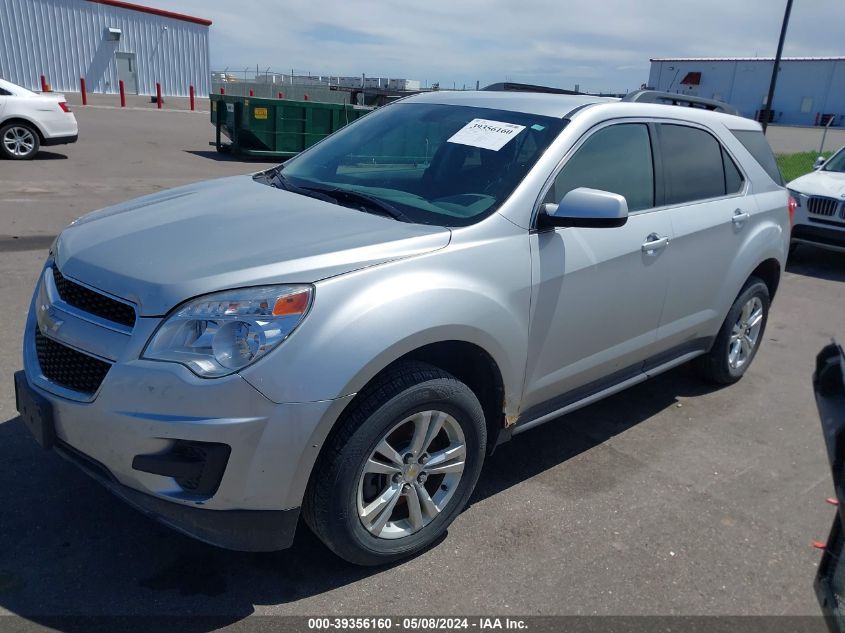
[0,123,40,160]
[304,361,486,566]
[694,277,770,385]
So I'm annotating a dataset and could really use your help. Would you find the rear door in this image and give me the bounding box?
[654,122,749,352]
[521,122,674,414]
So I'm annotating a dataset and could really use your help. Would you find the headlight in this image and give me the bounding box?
[143,285,313,377]
[787,189,802,207]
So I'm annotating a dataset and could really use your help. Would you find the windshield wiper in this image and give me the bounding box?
[299,185,413,222]
[260,169,412,222]
[263,170,339,205]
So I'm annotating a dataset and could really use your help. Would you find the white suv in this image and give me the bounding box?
[0,78,78,160]
[788,145,845,253]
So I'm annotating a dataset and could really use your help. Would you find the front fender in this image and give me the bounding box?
[239,215,531,411]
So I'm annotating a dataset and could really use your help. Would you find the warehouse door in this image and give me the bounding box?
[115,52,138,94]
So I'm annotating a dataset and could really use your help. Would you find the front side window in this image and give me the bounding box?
[279,103,566,226]
[544,123,655,212]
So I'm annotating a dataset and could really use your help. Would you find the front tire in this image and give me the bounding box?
[304,361,486,566]
[0,123,40,160]
[694,276,770,385]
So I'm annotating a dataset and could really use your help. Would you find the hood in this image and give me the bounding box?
[55,175,451,315]
[788,170,845,198]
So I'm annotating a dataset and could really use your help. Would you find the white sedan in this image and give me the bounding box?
[787,145,845,253]
[0,78,78,160]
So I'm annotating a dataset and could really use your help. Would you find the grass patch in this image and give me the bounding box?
[776,151,833,183]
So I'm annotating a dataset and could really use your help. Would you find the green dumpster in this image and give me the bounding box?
[210,94,372,159]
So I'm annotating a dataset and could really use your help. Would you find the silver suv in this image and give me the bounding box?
[15,90,789,565]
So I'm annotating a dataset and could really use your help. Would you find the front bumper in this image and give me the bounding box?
[14,362,329,551]
[34,404,299,552]
[15,390,299,552]
[17,262,353,550]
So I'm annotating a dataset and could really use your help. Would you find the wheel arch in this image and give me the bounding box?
[0,116,46,142]
[325,339,507,460]
[749,257,781,301]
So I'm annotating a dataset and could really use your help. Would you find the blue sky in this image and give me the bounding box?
[162,0,845,93]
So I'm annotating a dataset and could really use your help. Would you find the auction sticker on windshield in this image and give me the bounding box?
[447,119,526,151]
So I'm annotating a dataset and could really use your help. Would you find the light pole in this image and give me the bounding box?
[762,0,794,133]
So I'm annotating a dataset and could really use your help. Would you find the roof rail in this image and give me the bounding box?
[622,90,739,116]
[483,82,582,95]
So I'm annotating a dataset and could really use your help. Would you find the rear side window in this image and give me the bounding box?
[730,129,784,185]
[660,124,726,204]
[0,88,11,96]
[546,123,654,212]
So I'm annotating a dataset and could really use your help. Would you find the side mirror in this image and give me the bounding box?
[814,156,827,170]
[538,187,629,229]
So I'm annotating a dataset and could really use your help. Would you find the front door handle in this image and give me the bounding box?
[732,209,751,226]
[642,233,670,254]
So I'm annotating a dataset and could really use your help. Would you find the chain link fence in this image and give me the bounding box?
[210,68,425,105]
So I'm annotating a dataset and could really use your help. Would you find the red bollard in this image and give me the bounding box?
[220,86,225,95]
[80,77,87,105]
[303,94,309,101]
[119,80,126,107]
[156,82,162,109]
[278,92,284,99]
[189,85,195,111]
[249,89,254,97]
[40,75,48,92]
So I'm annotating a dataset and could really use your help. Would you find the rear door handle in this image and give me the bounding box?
[642,233,670,254]
[732,209,751,226]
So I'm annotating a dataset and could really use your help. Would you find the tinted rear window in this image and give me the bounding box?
[730,129,783,185]
[660,124,725,204]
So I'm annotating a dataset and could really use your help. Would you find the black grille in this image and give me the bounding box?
[52,267,136,328]
[35,329,111,394]
[807,196,842,218]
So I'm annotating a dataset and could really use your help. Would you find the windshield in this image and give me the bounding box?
[822,147,845,173]
[277,102,566,226]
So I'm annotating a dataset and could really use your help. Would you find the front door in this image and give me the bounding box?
[522,122,673,415]
[115,52,138,94]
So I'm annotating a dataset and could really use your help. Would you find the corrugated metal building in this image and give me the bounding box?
[648,57,845,127]
[0,0,211,97]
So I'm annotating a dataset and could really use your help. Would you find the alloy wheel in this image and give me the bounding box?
[2,126,36,157]
[728,296,764,370]
[356,410,466,540]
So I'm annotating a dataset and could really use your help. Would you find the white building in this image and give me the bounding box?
[0,0,211,97]
[648,57,845,127]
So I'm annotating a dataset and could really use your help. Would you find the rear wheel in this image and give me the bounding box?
[304,361,486,566]
[694,277,770,385]
[0,123,40,160]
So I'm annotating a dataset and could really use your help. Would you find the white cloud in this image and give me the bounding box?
[163,0,845,93]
